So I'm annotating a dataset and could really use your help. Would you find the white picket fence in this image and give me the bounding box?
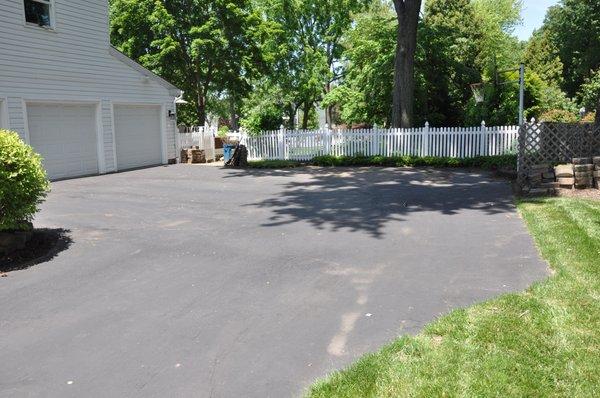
[238,122,519,161]
[176,125,217,161]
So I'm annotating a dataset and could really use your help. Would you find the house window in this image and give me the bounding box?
[24,0,53,28]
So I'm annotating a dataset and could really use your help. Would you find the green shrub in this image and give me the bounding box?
[0,130,49,230]
[217,125,230,137]
[248,159,301,169]
[311,154,516,170]
[581,111,596,123]
[247,154,517,170]
[539,109,578,123]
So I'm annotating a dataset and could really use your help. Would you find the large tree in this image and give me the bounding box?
[391,0,422,128]
[325,0,525,127]
[253,0,368,129]
[323,1,396,126]
[534,0,600,121]
[543,0,600,97]
[110,0,265,125]
[417,0,481,126]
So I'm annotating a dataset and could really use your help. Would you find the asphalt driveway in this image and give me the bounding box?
[0,165,548,398]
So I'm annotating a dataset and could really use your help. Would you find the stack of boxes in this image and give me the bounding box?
[180,147,206,164]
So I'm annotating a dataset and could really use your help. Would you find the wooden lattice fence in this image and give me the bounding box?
[517,122,600,186]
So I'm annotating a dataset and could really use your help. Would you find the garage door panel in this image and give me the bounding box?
[27,104,98,180]
[114,105,162,171]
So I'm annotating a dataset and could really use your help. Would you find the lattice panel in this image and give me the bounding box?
[517,122,600,185]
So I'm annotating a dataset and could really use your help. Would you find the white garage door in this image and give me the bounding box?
[27,103,98,180]
[114,105,162,171]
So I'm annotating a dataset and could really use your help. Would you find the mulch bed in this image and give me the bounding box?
[1,229,71,274]
[556,187,600,201]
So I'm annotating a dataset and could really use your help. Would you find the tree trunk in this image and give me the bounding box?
[392,0,422,128]
[229,95,239,131]
[284,103,294,129]
[302,101,312,130]
[197,90,207,127]
[325,80,333,126]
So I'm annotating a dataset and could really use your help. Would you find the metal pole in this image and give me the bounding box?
[519,63,525,125]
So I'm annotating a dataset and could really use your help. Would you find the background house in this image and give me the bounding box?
[0,0,182,180]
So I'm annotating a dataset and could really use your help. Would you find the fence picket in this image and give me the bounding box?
[177,123,521,162]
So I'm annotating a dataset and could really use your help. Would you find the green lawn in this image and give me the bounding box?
[308,197,600,397]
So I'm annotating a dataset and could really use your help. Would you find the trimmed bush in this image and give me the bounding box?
[0,130,49,231]
[247,159,301,169]
[248,154,517,171]
[311,154,517,170]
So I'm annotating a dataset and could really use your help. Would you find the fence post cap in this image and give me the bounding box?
[530,117,536,123]
[481,120,486,127]
[424,121,429,127]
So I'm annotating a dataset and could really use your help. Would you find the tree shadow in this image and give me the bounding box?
[223,167,515,238]
[1,229,72,273]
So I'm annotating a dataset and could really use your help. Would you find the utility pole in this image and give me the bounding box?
[519,63,525,125]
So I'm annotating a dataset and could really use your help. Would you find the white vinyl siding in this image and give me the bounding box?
[0,0,179,168]
[27,103,99,179]
[114,105,162,170]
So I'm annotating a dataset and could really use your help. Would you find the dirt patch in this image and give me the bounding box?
[0,229,72,274]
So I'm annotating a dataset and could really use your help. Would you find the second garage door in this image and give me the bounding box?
[114,105,163,171]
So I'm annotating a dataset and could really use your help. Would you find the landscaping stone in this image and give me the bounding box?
[557,177,575,186]
[573,157,592,165]
[574,171,593,178]
[574,164,594,172]
[555,164,574,178]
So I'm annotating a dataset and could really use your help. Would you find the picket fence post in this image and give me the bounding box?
[324,123,332,156]
[422,121,430,157]
[479,120,487,156]
[278,125,286,160]
[175,130,181,163]
[371,124,379,156]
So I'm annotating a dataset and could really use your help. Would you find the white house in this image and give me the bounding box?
[0,0,182,180]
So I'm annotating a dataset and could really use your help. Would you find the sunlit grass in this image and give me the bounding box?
[308,197,600,397]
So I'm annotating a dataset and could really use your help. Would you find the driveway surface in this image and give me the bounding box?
[0,165,548,397]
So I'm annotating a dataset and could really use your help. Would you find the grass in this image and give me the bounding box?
[307,197,600,397]
[247,154,516,170]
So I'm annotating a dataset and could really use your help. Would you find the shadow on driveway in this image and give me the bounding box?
[1,229,72,273]
[224,167,514,238]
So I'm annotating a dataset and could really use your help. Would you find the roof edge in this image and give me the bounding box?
[109,46,182,97]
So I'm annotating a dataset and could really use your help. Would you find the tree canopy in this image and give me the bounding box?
[109,0,600,128]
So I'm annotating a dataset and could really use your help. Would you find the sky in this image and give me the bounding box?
[514,0,560,41]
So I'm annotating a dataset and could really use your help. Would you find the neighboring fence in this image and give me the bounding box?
[238,122,519,161]
[176,125,217,162]
[517,121,600,186]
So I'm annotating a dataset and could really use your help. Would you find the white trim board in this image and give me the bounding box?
[0,97,8,129]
